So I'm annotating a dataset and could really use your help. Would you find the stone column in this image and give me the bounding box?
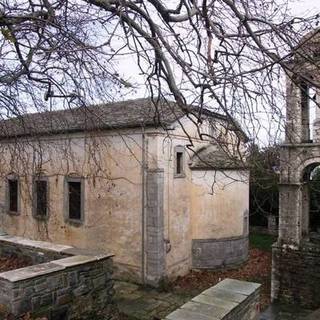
[278,183,303,244]
[145,169,165,286]
[301,183,310,239]
[285,77,303,144]
[313,89,320,142]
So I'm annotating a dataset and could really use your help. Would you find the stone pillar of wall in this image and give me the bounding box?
[313,90,320,142]
[272,242,320,309]
[285,77,303,144]
[145,169,165,286]
[278,184,302,244]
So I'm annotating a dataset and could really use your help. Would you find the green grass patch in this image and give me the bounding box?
[249,232,276,251]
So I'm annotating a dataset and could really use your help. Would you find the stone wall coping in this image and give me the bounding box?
[0,235,114,283]
[212,278,260,296]
[0,254,113,282]
[0,235,74,253]
[0,262,65,282]
[164,278,261,320]
[53,254,111,267]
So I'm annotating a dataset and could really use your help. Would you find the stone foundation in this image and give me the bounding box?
[192,236,248,269]
[0,235,114,319]
[272,241,320,309]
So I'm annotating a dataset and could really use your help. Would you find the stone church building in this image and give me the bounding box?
[0,98,249,285]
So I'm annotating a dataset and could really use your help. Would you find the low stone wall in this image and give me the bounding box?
[0,235,114,320]
[164,278,261,320]
[192,236,248,269]
[0,235,72,264]
[272,241,320,309]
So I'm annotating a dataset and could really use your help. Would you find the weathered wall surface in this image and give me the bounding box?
[0,130,145,281]
[190,170,249,239]
[0,115,249,284]
[157,119,249,278]
[190,170,249,269]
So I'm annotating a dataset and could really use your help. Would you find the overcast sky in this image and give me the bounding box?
[289,0,319,16]
[114,0,320,145]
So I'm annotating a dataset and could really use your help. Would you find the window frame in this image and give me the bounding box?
[6,174,20,215]
[32,176,49,220]
[64,176,84,225]
[174,145,186,178]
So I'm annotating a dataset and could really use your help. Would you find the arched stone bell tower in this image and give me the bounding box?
[272,29,320,308]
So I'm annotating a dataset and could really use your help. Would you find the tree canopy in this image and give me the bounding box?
[0,0,319,144]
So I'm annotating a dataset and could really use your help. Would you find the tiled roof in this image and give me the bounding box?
[189,144,247,170]
[0,98,228,139]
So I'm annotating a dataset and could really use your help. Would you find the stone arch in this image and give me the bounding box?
[298,160,320,239]
[296,157,320,182]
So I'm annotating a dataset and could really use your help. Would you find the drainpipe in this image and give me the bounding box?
[141,127,146,284]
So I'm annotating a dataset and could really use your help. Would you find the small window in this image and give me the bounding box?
[33,179,48,218]
[176,152,183,174]
[174,146,185,178]
[8,178,18,213]
[65,177,84,223]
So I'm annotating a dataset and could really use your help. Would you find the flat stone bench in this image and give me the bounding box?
[164,278,261,320]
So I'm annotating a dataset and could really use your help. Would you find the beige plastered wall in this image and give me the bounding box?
[0,129,147,280]
[0,115,249,282]
[157,116,249,279]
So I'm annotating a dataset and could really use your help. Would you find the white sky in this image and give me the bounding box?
[114,0,320,145]
[289,0,319,16]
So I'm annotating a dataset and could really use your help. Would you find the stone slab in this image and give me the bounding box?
[192,294,238,311]
[54,254,111,267]
[180,301,222,319]
[0,262,65,282]
[213,278,260,296]
[62,247,113,257]
[165,308,213,320]
[165,279,261,320]
[0,235,73,253]
[201,287,247,303]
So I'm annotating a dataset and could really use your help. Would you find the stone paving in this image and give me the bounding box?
[115,280,315,320]
[259,303,312,320]
[114,281,192,320]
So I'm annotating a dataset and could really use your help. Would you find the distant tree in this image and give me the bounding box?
[249,143,280,226]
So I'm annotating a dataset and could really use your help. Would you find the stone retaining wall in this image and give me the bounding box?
[0,235,114,320]
[192,236,248,269]
[272,241,320,309]
[164,278,261,320]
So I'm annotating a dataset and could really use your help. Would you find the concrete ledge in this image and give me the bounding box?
[192,236,249,269]
[164,279,261,320]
